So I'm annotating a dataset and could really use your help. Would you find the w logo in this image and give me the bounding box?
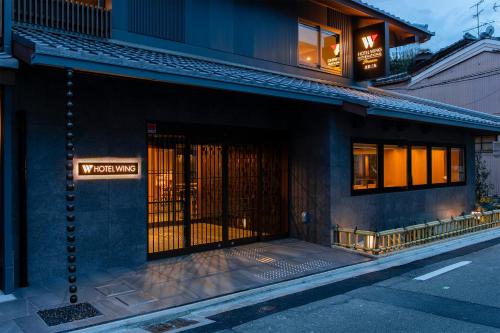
[81,164,94,173]
[362,34,378,49]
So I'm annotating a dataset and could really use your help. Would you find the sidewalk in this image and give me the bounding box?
[72,226,500,333]
[0,239,369,333]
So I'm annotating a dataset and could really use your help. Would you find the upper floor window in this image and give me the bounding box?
[298,22,342,75]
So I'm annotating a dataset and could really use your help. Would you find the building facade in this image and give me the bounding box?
[375,36,500,195]
[0,0,499,296]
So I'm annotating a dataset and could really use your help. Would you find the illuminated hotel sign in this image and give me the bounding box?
[354,23,389,81]
[75,158,141,180]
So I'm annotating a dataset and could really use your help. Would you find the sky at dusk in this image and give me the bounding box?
[367,0,500,51]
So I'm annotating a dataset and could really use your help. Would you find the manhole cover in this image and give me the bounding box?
[144,318,199,333]
[37,302,102,327]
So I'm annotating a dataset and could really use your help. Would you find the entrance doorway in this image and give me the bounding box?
[147,125,288,258]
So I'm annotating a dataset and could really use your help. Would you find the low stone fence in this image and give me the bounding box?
[332,210,500,255]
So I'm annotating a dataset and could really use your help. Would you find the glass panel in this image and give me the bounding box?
[299,23,319,67]
[383,145,408,188]
[321,29,342,73]
[432,147,448,184]
[411,146,428,186]
[353,143,378,190]
[476,135,496,153]
[190,144,223,246]
[148,135,186,254]
[451,148,465,182]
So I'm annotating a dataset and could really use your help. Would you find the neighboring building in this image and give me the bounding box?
[0,0,499,298]
[375,33,500,194]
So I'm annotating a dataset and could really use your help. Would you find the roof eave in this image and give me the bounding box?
[28,52,345,108]
[367,107,500,133]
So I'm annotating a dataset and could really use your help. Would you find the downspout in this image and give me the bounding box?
[65,68,78,304]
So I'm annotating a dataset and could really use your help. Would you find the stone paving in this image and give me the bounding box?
[0,239,370,333]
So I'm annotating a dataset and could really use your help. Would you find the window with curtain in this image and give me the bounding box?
[383,145,408,188]
[411,146,428,186]
[353,143,378,190]
[432,147,448,184]
[451,148,465,183]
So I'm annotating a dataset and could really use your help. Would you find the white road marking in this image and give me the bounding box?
[414,261,472,281]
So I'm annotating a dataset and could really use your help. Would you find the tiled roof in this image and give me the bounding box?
[12,25,500,132]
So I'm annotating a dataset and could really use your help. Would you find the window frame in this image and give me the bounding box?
[352,142,379,191]
[475,135,497,153]
[450,147,466,183]
[297,19,343,76]
[351,138,466,196]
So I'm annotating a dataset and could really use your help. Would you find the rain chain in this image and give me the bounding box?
[65,69,78,304]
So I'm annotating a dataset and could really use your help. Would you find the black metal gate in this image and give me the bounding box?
[147,126,288,258]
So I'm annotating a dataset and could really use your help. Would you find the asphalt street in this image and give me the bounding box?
[185,237,500,333]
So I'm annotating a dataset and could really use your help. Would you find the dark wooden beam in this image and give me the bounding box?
[342,101,367,117]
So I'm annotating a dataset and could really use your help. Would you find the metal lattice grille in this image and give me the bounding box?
[148,134,186,253]
[147,129,287,258]
[190,144,224,246]
[228,144,259,241]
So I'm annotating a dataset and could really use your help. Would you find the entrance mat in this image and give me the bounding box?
[144,318,199,332]
[37,302,102,326]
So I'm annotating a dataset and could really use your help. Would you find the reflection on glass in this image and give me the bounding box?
[411,146,428,186]
[299,23,319,67]
[384,145,408,188]
[321,29,341,73]
[432,147,448,184]
[451,148,465,182]
[353,143,378,190]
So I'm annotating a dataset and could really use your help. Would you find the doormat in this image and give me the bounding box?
[144,318,199,333]
[37,302,102,327]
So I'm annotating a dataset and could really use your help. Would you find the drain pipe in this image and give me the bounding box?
[65,68,78,304]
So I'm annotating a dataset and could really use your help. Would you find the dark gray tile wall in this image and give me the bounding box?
[14,67,476,283]
[329,112,476,231]
[15,67,290,282]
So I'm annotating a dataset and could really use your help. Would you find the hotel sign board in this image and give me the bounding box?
[354,23,389,81]
[75,158,141,180]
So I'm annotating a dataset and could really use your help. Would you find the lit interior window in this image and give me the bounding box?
[353,143,378,190]
[298,23,319,67]
[383,145,408,188]
[69,0,112,9]
[411,146,428,186]
[451,148,465,182]
[432,147,448,184]
[321,29,341,73]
